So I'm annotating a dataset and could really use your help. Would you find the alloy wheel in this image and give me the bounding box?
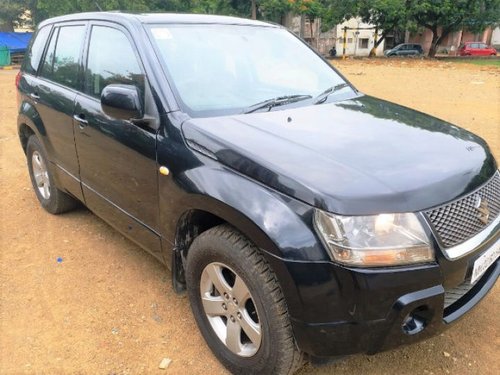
[200,262,262,357]
[31,151,50,199]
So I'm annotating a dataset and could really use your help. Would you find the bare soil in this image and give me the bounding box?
[1,59,499,375]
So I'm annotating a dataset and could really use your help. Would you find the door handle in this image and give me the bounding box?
[29,92,40,100]
[73,114,88,128]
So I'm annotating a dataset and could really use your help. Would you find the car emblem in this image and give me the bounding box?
[474,195,490,225]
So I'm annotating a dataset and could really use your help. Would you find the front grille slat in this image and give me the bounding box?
[425,172,500,248]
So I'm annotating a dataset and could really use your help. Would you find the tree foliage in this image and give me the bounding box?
[321,0,356,30]
[356,0,408,50]
[1,0,499,59]
[0,0,25,31]
[408,0,500,56]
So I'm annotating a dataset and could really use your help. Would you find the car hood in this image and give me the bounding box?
[181,95,497,215]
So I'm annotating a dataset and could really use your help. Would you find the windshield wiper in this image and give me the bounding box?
[243,94,312,114]
[314,83,350,105]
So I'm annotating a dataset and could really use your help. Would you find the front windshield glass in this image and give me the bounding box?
[148,24,349,117]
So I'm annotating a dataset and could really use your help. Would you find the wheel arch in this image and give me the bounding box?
[17,100,51,156]
[171,203,309,322]
[18,122,36,154]
[171,203,285,293]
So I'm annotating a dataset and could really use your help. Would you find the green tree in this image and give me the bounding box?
[152,0,254,17]
[356,0,409,56]
[0,0,25,31]
[33,0,150,22]
[409,0,500,57]
[258,0,291,24]
[289,0,324,44]
[288,0,325,45]
[321,0,357,31]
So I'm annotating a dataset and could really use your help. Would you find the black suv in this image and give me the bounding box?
[17,12,499,375]
[385,43,424,57]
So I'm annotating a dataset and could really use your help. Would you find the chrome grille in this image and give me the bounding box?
[425,172,500,248]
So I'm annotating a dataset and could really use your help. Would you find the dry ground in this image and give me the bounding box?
[1,59,499,375]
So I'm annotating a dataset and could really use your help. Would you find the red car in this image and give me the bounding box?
[459,42,497,56]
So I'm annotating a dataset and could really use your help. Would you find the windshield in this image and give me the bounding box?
[148,24,349,117]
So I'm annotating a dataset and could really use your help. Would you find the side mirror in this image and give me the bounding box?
[101,84,143,121]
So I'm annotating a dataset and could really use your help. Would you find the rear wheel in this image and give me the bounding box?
[26,135,78,214]
[186,224,303,375]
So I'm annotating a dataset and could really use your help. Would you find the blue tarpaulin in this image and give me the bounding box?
[0,32,33,53]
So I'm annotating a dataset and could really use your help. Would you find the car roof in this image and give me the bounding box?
[38,11,277,28]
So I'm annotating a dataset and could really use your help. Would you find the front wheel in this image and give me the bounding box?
[186,224,303,375]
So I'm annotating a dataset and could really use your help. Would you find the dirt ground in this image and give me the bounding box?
[1,59,499,375]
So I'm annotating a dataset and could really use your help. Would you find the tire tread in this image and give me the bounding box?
[187,224,303,375]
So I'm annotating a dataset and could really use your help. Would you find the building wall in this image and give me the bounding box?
[408,27,495,55]
[287,16,384,56]
[492,27,500,49]
[335,18,385,57]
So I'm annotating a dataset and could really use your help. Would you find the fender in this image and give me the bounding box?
[159,158,332,317]
[17,100,53,158]
[162,161,328,263]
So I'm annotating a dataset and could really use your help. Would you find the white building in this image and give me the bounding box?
[491,26,500,49]
[287,16,385,57]
[334,18,386,57]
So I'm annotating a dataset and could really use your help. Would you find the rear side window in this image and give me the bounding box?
[23,25,51,74]
[40,25,86,89]
[84,25,144,99]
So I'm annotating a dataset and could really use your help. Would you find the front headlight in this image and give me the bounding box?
[314,210,434,267]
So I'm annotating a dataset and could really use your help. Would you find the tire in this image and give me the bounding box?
[26,135,78,214]
[186,224,303,375]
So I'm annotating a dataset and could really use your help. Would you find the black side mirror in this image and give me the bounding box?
[101,84,143,121]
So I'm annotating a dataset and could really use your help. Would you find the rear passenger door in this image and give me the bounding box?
[27,23,87,200]
[73,22,162,258]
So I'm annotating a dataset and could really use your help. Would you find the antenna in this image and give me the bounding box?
[95,1,103,11]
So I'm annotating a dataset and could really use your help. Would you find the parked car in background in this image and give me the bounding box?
[384,43,423,57]
[459,42,497,56]
[17,12,499,375]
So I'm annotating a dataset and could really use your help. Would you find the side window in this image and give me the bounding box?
[85,26,144,99]
[23,25,51,74]
[40,25,86,89]
[40,28,57,77]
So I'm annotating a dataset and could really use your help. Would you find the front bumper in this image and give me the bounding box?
[269,229,499,357]
[291,260,498,357]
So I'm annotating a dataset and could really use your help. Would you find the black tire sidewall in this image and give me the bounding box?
[186,231,287,374]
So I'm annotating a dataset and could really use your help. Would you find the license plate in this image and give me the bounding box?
[471,239,500,284]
